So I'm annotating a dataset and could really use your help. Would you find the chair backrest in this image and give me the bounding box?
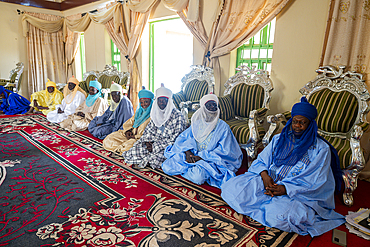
[300,65,369,135]
[9,62,24,93]
[180,65,215,102]
[224,65,273,118]
[82,65,130,102]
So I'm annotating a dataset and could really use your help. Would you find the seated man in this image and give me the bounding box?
[0,86,30,115]
[122,86,186,169]
[221,97,345,237]
[47,76,87,123]
[26,79,63,115]
[162,94,242,188]
[60,80,108,131]
[103,89,154,154]
[88,82,134,139]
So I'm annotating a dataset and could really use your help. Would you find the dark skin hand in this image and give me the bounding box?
[260,170,286,197]
[78,86,99,118]
[185,150,202,163]
[57,108,64,114]
[145,141,154,152]
[125,129,135,139]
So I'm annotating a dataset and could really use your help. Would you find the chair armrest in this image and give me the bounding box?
[357,122,369,133]
[262,111,291,147]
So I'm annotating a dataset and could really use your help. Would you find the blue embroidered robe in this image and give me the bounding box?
[0,91,30,115]
[162,120,242,189]
[88,96,133,139]
[221,134,345,237]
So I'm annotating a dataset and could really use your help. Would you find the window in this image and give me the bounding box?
[149,17,193,93]
[75,33,86,81]
[111,40,121,71]
[236,18,276,72]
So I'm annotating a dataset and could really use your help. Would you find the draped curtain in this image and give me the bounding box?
[201,0,291,91]
[320,0,370,87]
[65,14,81,80]
[26,12,66,96]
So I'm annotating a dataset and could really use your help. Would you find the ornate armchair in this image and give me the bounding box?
[218,65,273,161]
[79,64,130,102]
[0,62,24,93]
[172,65,215,123]
[263,66,370,206]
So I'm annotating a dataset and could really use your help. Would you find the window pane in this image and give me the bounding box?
[150,18,193,93]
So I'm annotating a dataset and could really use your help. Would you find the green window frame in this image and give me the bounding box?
[111,40,121,71]
[236,19,275,71]
[149,17,180,91]
[79,33,86,79]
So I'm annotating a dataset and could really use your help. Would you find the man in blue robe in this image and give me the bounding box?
[162,94,242,189]
[221,97,345,237]
[88,83,134,139]
[0,86,30,115]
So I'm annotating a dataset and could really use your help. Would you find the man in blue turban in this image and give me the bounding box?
[0,86,30,115]
[60,80,108,131]
[103,88,154,154]
[221,97,345,237]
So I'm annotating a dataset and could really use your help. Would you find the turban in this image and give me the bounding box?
[155,87,173,98]
[68,76,79,85]
[291,97,317,121]
[46,79,56,88]
[200,93,218,107]
[89,80,102,90]
[110,82,122,92]
[138,89,154,99]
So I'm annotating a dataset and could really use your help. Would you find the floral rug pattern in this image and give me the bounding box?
[0,115,297,246]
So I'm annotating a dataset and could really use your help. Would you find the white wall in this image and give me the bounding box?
[0,0,332,116]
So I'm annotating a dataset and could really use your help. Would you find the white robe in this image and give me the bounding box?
[47,91,86,123]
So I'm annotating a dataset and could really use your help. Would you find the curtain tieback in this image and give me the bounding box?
[125,55,131,62]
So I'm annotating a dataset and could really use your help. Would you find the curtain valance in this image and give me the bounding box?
[22,3,122,42]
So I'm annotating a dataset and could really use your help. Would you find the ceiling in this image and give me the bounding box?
[1,0,103,11]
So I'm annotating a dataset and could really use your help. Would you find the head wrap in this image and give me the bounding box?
[132,89,155,128]
[150,86,176,127]
[291,97,317,121]
[273,97,318,168]
[191,94,220,143]
[63,76,87,104]
[109,82,123,112]
[45,79,58,106]
[85,80,102,107]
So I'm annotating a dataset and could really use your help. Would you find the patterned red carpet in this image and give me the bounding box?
[0,114,299,246]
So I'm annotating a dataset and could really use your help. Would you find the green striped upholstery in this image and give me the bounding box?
[80,74,129,94]
[231,84,264,118]
[172,91,186,109]
[358,122,370,132]
[309,89,358,133]
[184,79,208,103]
[218,94,235,120]
[225,118,265,144]
[321,135,351,169]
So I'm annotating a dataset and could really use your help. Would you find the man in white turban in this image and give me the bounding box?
[162,94,242,188]
[88,82,134,139]
[122,85,186,169]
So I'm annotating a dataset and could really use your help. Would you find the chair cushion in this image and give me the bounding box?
[218,94,235,120]
[230,84,264,118]
[321,135,351,169]
[172,91,186,109]
[225,118,265,144]
[184,79,208,102]
[309,89,358,133]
